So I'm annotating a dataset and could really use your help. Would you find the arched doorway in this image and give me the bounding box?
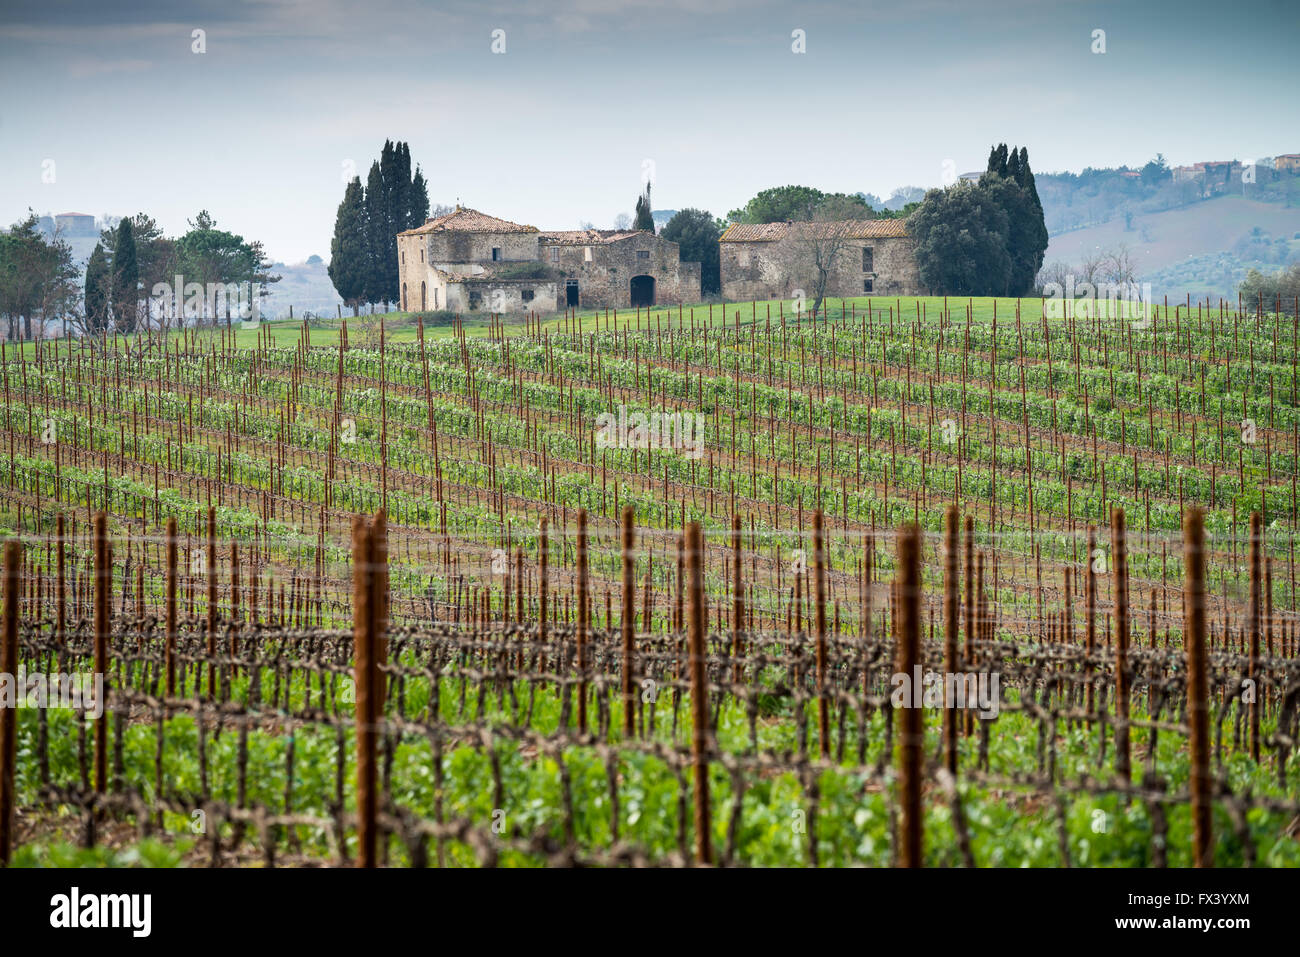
[420,281,427,311]
[401,282,407,311]
[630,275,655,307]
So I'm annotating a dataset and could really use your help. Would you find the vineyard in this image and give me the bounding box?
[0,293,1298,867]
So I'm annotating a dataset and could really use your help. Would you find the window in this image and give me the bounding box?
[863,279,873,293]
[401,250,405,265]
[521,289,534,302]
[862,247,874,272]
[550,247,559,262]
[492,247,501,261]
[420,248,424,263]
[469,290,482,309]
[637,249,650,260]
[583,246,592,262]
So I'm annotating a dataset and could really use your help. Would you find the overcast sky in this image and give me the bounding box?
[2,0,1296,262]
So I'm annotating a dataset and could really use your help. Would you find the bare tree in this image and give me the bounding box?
[1036,260,1071,292]
[1101,243,1139,286]
[771,195,872,315]
[1077,248,1107,287]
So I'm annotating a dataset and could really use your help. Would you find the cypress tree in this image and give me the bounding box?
[634,183,654,231]
[393,142,413,232]
[410,166,430,227]
[362,159,387,307]
[84,242,110,333]
[329,177,369,315]
[378,140,401,304]
[1017,146,1048,289]
[112,217,138,332]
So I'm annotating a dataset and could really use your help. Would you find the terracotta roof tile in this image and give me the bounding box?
[399,206,537,235]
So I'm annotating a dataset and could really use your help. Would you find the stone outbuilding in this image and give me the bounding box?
[719,218,923,301]
[397,206,700,313]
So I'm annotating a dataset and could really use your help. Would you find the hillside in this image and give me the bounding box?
[1045,195,1300,298]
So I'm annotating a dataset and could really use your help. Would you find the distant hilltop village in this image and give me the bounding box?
[397,206,923,313]
[1168,155,1300,196]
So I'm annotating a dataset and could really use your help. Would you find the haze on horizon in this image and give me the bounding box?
[1,0,1296,262]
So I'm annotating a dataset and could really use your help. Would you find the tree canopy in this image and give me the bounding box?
[907,144,1047,295]
[661,209,723,294]
[727,186,873,224]
[0,212,79,340]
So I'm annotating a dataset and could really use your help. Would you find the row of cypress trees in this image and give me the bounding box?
[329,141,429,312]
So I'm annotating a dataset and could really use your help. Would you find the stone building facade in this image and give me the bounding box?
[397,207,700,313]
[719,218,923,301]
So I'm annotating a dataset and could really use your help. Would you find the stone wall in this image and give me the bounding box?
[426,230,539,264]
[720,236,923,301]
[542,234,701,308]
[446,279,558,313]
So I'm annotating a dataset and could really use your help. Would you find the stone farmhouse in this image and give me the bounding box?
[396,206,701,313]
[718,218,923,301]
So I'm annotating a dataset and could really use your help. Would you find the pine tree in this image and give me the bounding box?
[329,177,368,314]
[84,242,110,333]
[112,217,138,332]
[634,183,654,231]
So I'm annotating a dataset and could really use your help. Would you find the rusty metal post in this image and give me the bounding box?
[813,510,829,758]
[352,515,377,868]
[1248,510,1261,762]
[538,516,548,675]
[686,521,711,865]
[166,518,177,697]
[621,506,635,737]
[94,512,108,797]
[55,513,65,649]
[897,522,923,868]
[206,506,216,699]
[1184,508,1213,867]
[943,505,959,774]
[576,509,589,734]
[1112,508,1131,782]
[731,513,743,685]
[0,541,19,866]
[373,508,389,710]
